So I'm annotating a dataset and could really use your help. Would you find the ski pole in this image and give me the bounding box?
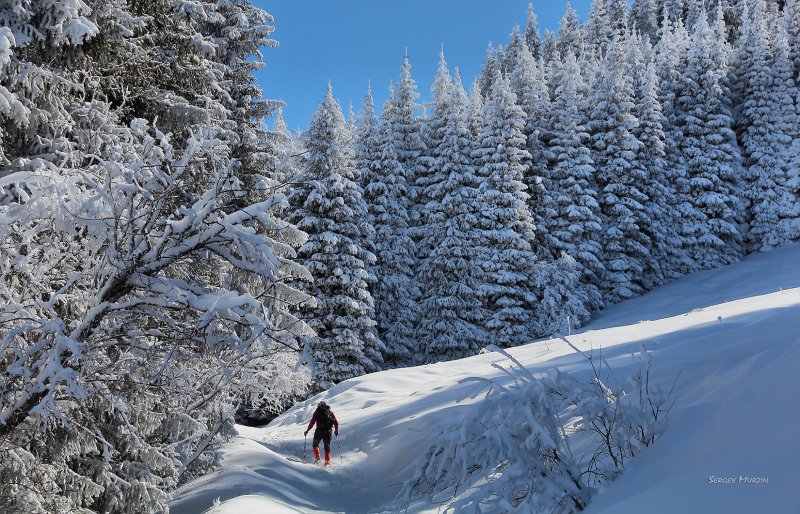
[336,432,340,463]
[303,432,307,463]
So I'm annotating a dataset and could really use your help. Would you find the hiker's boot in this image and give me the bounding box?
[313,447,320,464]
[324,451,332,466]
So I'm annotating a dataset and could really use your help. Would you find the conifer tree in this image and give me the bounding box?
[665,0,689,24]
[631,0,660,43]
[468,78,485,137]
[268,108,299,184]
[609,0,630,36]
[542,29,560,66]
[478,42,503,96]
[588,38,653,302]
[654,15,695,275]
[775,26,800,231]
[559,4,582,59]
[472,71,540,346]
[634,58,692,281]
[674,13,744,269]
[735,1,800,250]
[547,53,605,312]
[685,0,707,32]
[770,22,800,243]
[366,89,422,366]
[784,0,800,80]
[415,49,454,258]
[355,84,380,219]
[353,85,384,313]
[534,254,592,335]
[288,86,382,386]
[525,3,543,58]
[586,0,614,56]
[417,69,489,362]
[502,25,527,74]
[510,44,558,261]
[385,54,427,218]
[0,2,314,510]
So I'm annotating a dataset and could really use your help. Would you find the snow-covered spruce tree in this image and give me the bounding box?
[546,52,605,314]
[363,87,421,366]
[416,68,490,363]
[477,42,503,97]
[734,0,799,251]
[472,71,541,347]
[586,0,614,56]
[287,86,383,388]
[684,0,708,33]
[609,0,630,36]
[101,0,300,363]
[654,15,692,134]
[415,49,453,267]
[630,0,660,43]
[0,0,101,178]
[203,1,319,410]
[500,25,526,76]
[355,86,406,365]
[534,254,591,336]
[542,29,560,67]
[673,13,744,270]
[784,0,800,80]
[776,24,800,235]
[269,108,302,185]
[588,37,653,303]
[510,44,559,261]
[525,2,543,58]
[654,15,696,275]
[632,56,692,283]
[665,0,689,24]
[354,84,380,260]
[387,55,427,207]
[378,55,424,363]
[468,77,485,137]
[558,3,582,60]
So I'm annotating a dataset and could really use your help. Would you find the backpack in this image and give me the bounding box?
[317,406,334,431]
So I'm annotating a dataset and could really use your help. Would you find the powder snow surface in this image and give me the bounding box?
[171,245,800,514]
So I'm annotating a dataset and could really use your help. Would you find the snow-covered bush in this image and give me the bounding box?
[395,343,677,513]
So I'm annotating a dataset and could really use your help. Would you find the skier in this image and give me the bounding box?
[305,401,339,466]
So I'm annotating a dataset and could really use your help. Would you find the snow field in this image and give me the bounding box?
[172,245,800,513]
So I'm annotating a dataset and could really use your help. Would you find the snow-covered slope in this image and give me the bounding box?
[171,245,800,514]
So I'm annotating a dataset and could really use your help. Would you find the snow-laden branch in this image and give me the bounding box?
[0,116,312,508]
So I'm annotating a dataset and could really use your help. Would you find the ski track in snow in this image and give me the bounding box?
[170,244,800,514]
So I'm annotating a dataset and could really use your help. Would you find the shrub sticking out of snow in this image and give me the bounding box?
[395,343,677,513]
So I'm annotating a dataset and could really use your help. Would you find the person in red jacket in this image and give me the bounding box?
[304,401,339,466]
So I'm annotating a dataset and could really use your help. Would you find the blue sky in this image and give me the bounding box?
[254,1,593,131]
